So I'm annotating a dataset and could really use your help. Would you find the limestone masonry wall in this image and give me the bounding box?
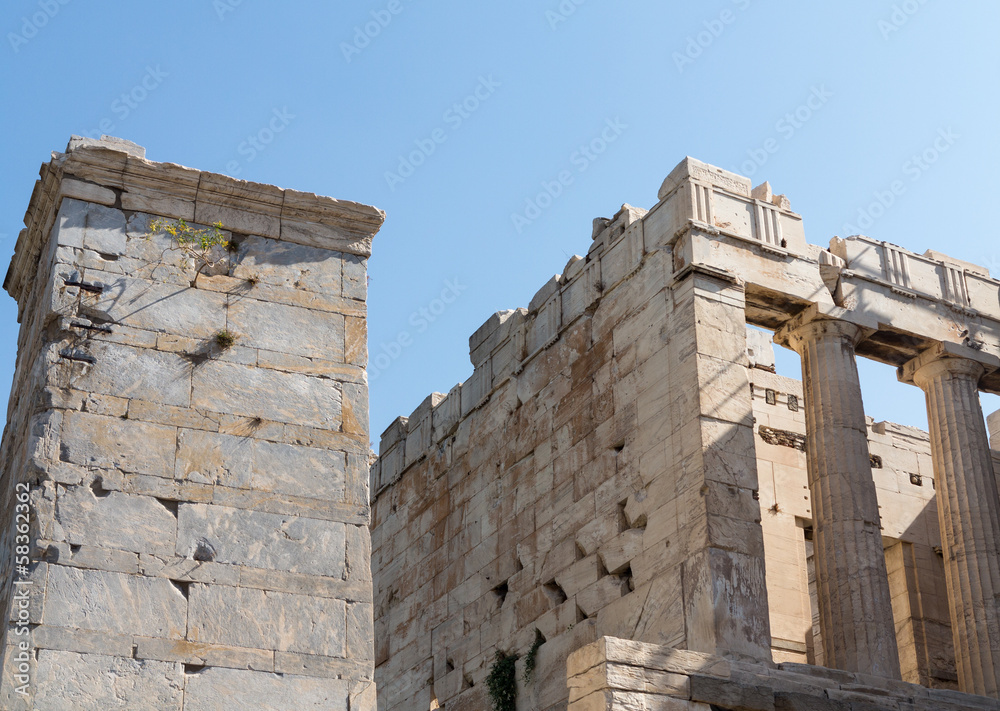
[0,136,383,710]
[371,157,999,710]
[4,142,999,710]
[371,197,773,711]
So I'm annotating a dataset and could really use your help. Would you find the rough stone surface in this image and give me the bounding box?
[191,360,342,428]
[176,503,346,577]
[188,584,347,657]
[6,143,1000,709]
[55,198,128,256]
[0,136,381,707]
[33,649,183,710]
[43,566,187,638]
[56,484,177,556]
[183,667,349,710]
[566,637,1000,711]
[372,156,1000,710]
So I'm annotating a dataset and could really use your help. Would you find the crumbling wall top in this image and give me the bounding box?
[5,135,385,316]
[657,156,751,200]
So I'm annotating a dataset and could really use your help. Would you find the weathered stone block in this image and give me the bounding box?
[55,198,128,256]
[228,298,345,361]
[188,584,347,657]
[183,666,349,710]
[68,342,193,407]
[176,503,345,578]
[134,636,274,671]
[191,361,341,429]
[32,625,135,657]
[81,275,229,338]
[175,429,253,487]
[33,649,183,710]
[139,553,241,586]
[43,566,187,638]
[342,254,367,301]
[59,411,176,478]
[689,673,775,710]
[60,178,117,206]
[252,439,347,501]
[232,235,343,293]
[56,483,177,555]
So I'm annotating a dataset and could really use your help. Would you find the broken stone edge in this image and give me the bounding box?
[4,136,386,316]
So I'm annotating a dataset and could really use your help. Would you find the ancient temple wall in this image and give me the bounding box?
[0,137,383,710]
[371,155,1000,710]
[370,191,778,711]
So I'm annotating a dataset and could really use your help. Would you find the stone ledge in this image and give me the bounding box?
[567,637,1000,711]
[30,546,374,603]
[5,135,385,314]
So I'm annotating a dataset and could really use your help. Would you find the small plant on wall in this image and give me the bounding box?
[486,650,518,711]
[147,218,230,286]
[214,330,237,350]
[523,629,545,684]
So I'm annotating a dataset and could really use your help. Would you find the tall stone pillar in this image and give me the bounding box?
[666,268,772,662]
[0,137,383,710]
[903,352,1000,698]
[775,313,901,678]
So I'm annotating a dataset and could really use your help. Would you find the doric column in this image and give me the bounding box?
[904,353,1000,698]
[775,316,901,678]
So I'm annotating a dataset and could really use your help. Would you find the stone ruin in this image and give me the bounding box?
[1,140,1000,710]
[370,158,1000,710]
[0,136,382,709]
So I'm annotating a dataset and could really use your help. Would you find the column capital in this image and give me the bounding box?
[773,304,876,354]
[898,342,1000,389]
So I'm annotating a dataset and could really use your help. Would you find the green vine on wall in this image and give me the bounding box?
[523,629,544,684]
[486,650,518,711]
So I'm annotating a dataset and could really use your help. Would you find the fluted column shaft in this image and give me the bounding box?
[784,320,901,678]
[912,357,1000,698]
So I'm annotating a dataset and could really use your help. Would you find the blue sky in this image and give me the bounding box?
[2,1,999,440]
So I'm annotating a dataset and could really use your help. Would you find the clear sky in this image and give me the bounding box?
[2,1,999,442]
